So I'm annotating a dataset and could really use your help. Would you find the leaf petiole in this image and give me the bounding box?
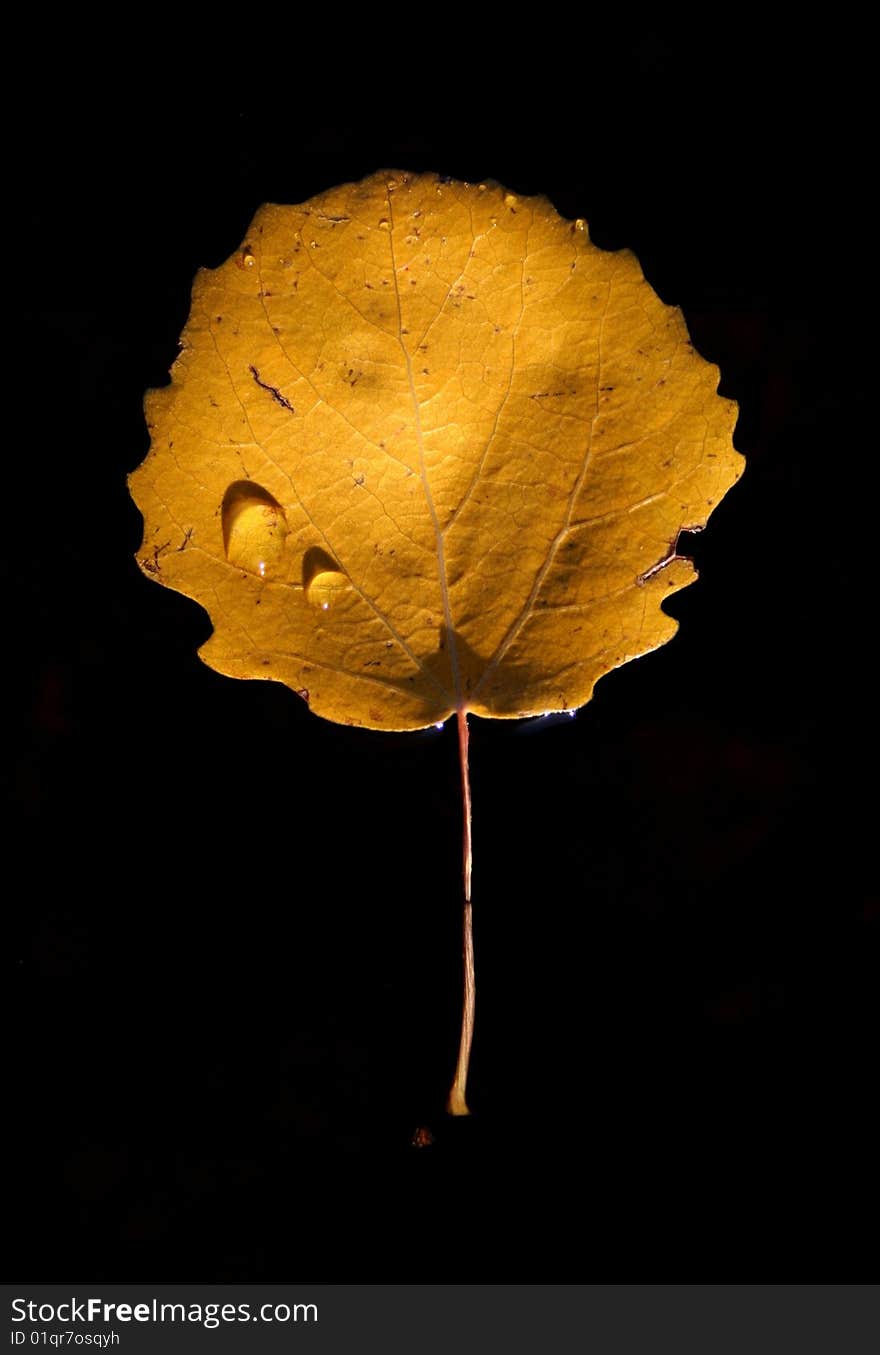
[447,707,475,1116]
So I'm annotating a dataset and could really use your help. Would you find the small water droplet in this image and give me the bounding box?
[221,482,288,577]
[309,239,318,249]
[303,546,351,610]
[477,183,487,193]
[237,246,256,269]
[504,192,518,207]
[434,721,444,730]
[489,217,498,227]
[574,218,587,232]
[378,218,390,230]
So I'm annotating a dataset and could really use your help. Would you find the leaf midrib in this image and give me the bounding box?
[386,190,463,710]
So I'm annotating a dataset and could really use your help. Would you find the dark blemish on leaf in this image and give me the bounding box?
[249,365,295,413]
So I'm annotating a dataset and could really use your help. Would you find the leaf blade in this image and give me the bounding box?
[130,171,743,729]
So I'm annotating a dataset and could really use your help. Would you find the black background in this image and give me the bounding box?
[9,29,875,1279]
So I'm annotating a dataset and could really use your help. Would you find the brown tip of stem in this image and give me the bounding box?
[446,1087,471,1117]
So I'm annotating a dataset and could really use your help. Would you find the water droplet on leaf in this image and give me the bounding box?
[221,482,288,578]
[303,546,351,610]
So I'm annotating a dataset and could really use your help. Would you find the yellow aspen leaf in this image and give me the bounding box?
[130,171,743,732]
[130,170,743,1118]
